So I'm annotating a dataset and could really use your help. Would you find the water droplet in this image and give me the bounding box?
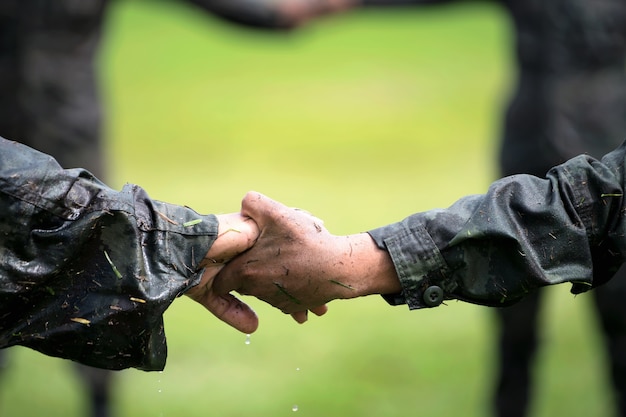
[292,405,299,412]
[244,334,251,345]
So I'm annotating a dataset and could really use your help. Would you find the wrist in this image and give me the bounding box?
[337,233,401,298]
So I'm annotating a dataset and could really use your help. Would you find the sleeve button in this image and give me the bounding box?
[423,286,444,307]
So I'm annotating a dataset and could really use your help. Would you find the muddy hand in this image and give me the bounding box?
[213,192,397,323]
[186,213,260,333]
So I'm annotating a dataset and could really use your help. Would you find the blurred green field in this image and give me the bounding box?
[0,1,617,416]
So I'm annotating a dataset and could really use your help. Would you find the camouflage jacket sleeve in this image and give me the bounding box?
[368,142,626,309]
[0,138,218,371]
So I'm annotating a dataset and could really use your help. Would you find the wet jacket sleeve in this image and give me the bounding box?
[368,142,626,309]
[0,138,218,371]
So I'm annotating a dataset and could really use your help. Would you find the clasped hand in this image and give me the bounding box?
[186,191,400,334]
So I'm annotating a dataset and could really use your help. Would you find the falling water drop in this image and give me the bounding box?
[157,371,164,416]
[244,334,251,345]
[291,368,300,412]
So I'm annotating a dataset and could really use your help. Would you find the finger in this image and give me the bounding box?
[290,311,308,324]
[289,306,327,324]
[310,305,329,316]
[206,291,259,334]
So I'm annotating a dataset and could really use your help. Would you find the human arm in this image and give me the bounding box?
[214,143,626,318]
[183,0,458,31]
[0,137,258,370]
[186,0,358,29]
[197,0,458,28]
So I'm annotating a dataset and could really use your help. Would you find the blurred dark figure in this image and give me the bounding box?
[488,2,626,416]
[0,0,342,416]
[240,0,626,415]
[0,2,112,416]
[367,3,626,417]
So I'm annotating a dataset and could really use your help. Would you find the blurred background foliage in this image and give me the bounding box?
[0,0,616,416]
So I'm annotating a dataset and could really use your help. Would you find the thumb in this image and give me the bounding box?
[240,191,287,226]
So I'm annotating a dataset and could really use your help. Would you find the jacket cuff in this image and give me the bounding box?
[368,221,450,309]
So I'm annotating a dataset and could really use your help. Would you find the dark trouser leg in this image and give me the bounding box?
[17,30,106,180]
[493,291,542,417]
[74,364,114,417]
[22,47,114,416]
[592,265,626,417]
